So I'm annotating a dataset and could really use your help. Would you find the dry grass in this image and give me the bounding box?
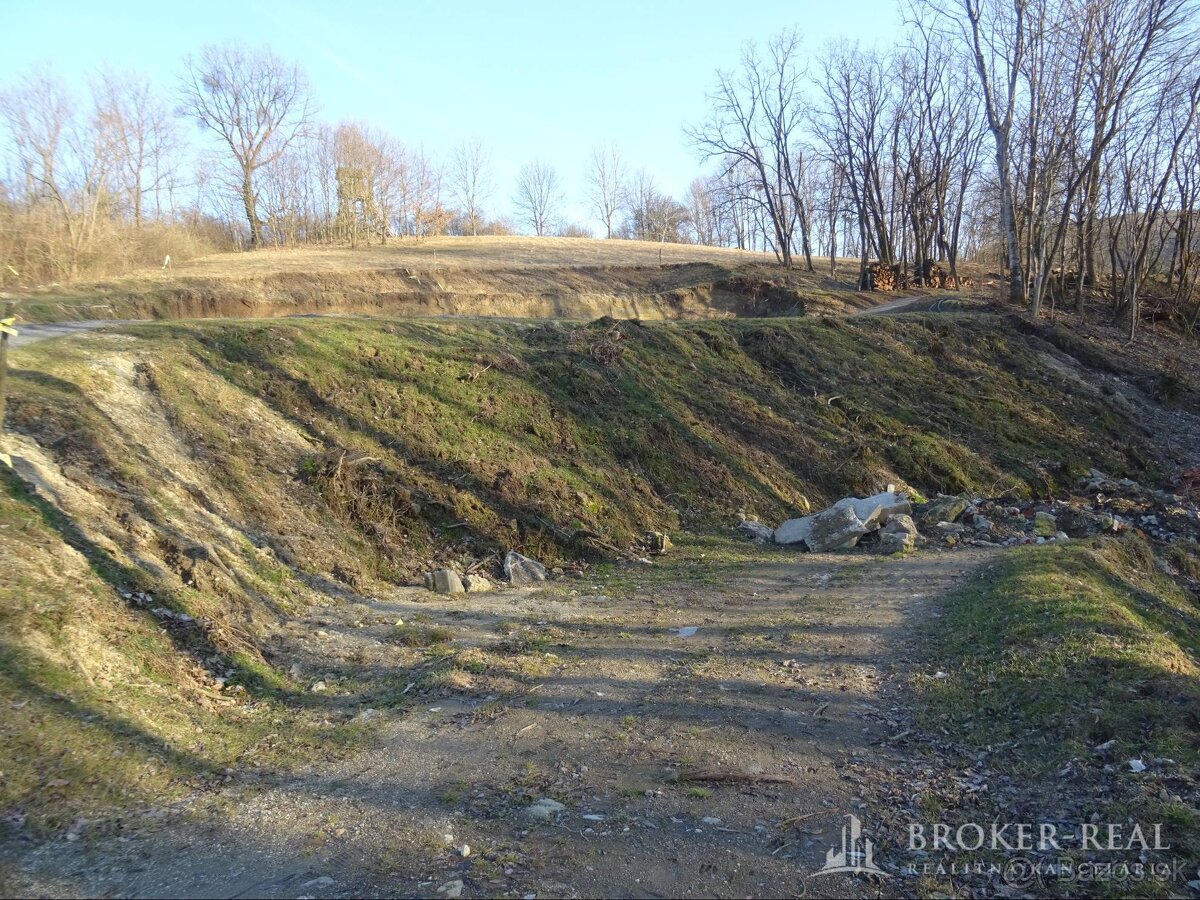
[168,236,775,277]
[9,236,1006,327]
[11,237,886,324]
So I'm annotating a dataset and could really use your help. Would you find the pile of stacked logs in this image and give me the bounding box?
[912,260,946,287]
[914,261,974,288]
[863,260,975,292]
[861,263,898,292]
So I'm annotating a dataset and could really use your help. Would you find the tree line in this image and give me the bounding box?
[0,44,737,285]
[687,0,1200,335]
[1,0,1198,337]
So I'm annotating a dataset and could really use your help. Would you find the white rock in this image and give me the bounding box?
[524,798,566,821]
[737,520,774,542]
[804,504,872,552]
[463,574,492,592]
[425,569,465,594]
[773,516,813,546]
[831,491,912,525]
[505,551,547,585]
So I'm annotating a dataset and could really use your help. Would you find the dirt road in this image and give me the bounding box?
[2,548,992,898]
[7,321,123,349]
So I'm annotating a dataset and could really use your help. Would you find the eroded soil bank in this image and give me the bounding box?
[15,262,871,324]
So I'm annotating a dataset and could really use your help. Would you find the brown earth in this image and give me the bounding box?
[1,544,992,899]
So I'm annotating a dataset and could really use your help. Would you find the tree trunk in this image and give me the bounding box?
[242,169,262,248]
[857,214,870,290]
[829,211,837,276]
[799,205,815,272]
[996,147,1025,306]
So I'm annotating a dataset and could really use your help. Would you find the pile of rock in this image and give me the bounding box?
[902,470,1200,550]
[907,494,1065,548]
[735,468,1200,557]
[771,490,917,553]
[423,550,551,595]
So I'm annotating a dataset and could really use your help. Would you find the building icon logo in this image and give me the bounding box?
[814,814,889,877]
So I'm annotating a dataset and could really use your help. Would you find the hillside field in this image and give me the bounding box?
[6,237,958,324]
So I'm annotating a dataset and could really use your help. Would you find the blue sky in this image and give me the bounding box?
[0,0,902,230]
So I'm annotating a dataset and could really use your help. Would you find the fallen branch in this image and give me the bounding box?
[777,811,819,828]
[465,553,497,574]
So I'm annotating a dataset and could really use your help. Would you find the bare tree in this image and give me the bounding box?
[1065,0,1197,311]
[814,44,899,285]
[1166,114,1200,330]
[922,0,1197,314]
[450,137,492,237]
[710,156,765,250]
[621,170,690,243]
[586,143,626,238]
[687,176,723,246]
[1110,65,1200,337]
[514,160,563,237]
[0,67,114,279]
[91,68,183,226]
[398,147,447,238]
[180,44,313,248]
[941,0,1028,303]
[624,168,657,240]
[689,29,815,269]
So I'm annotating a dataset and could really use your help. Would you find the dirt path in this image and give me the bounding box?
[850,295,928,317]
[850,294,984,317]
[7,321,128,349]
[4,284,917,351]
[3,548,994,899]
[7,284,915,350]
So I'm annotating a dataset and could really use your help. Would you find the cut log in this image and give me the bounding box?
[864,262,897,292]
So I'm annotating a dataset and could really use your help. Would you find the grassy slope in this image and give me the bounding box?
[920,539,1200,763]
[0,469,354,835]
[913,537,1200,887]
[0,312,1167,832]
[14,314,1152,577]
